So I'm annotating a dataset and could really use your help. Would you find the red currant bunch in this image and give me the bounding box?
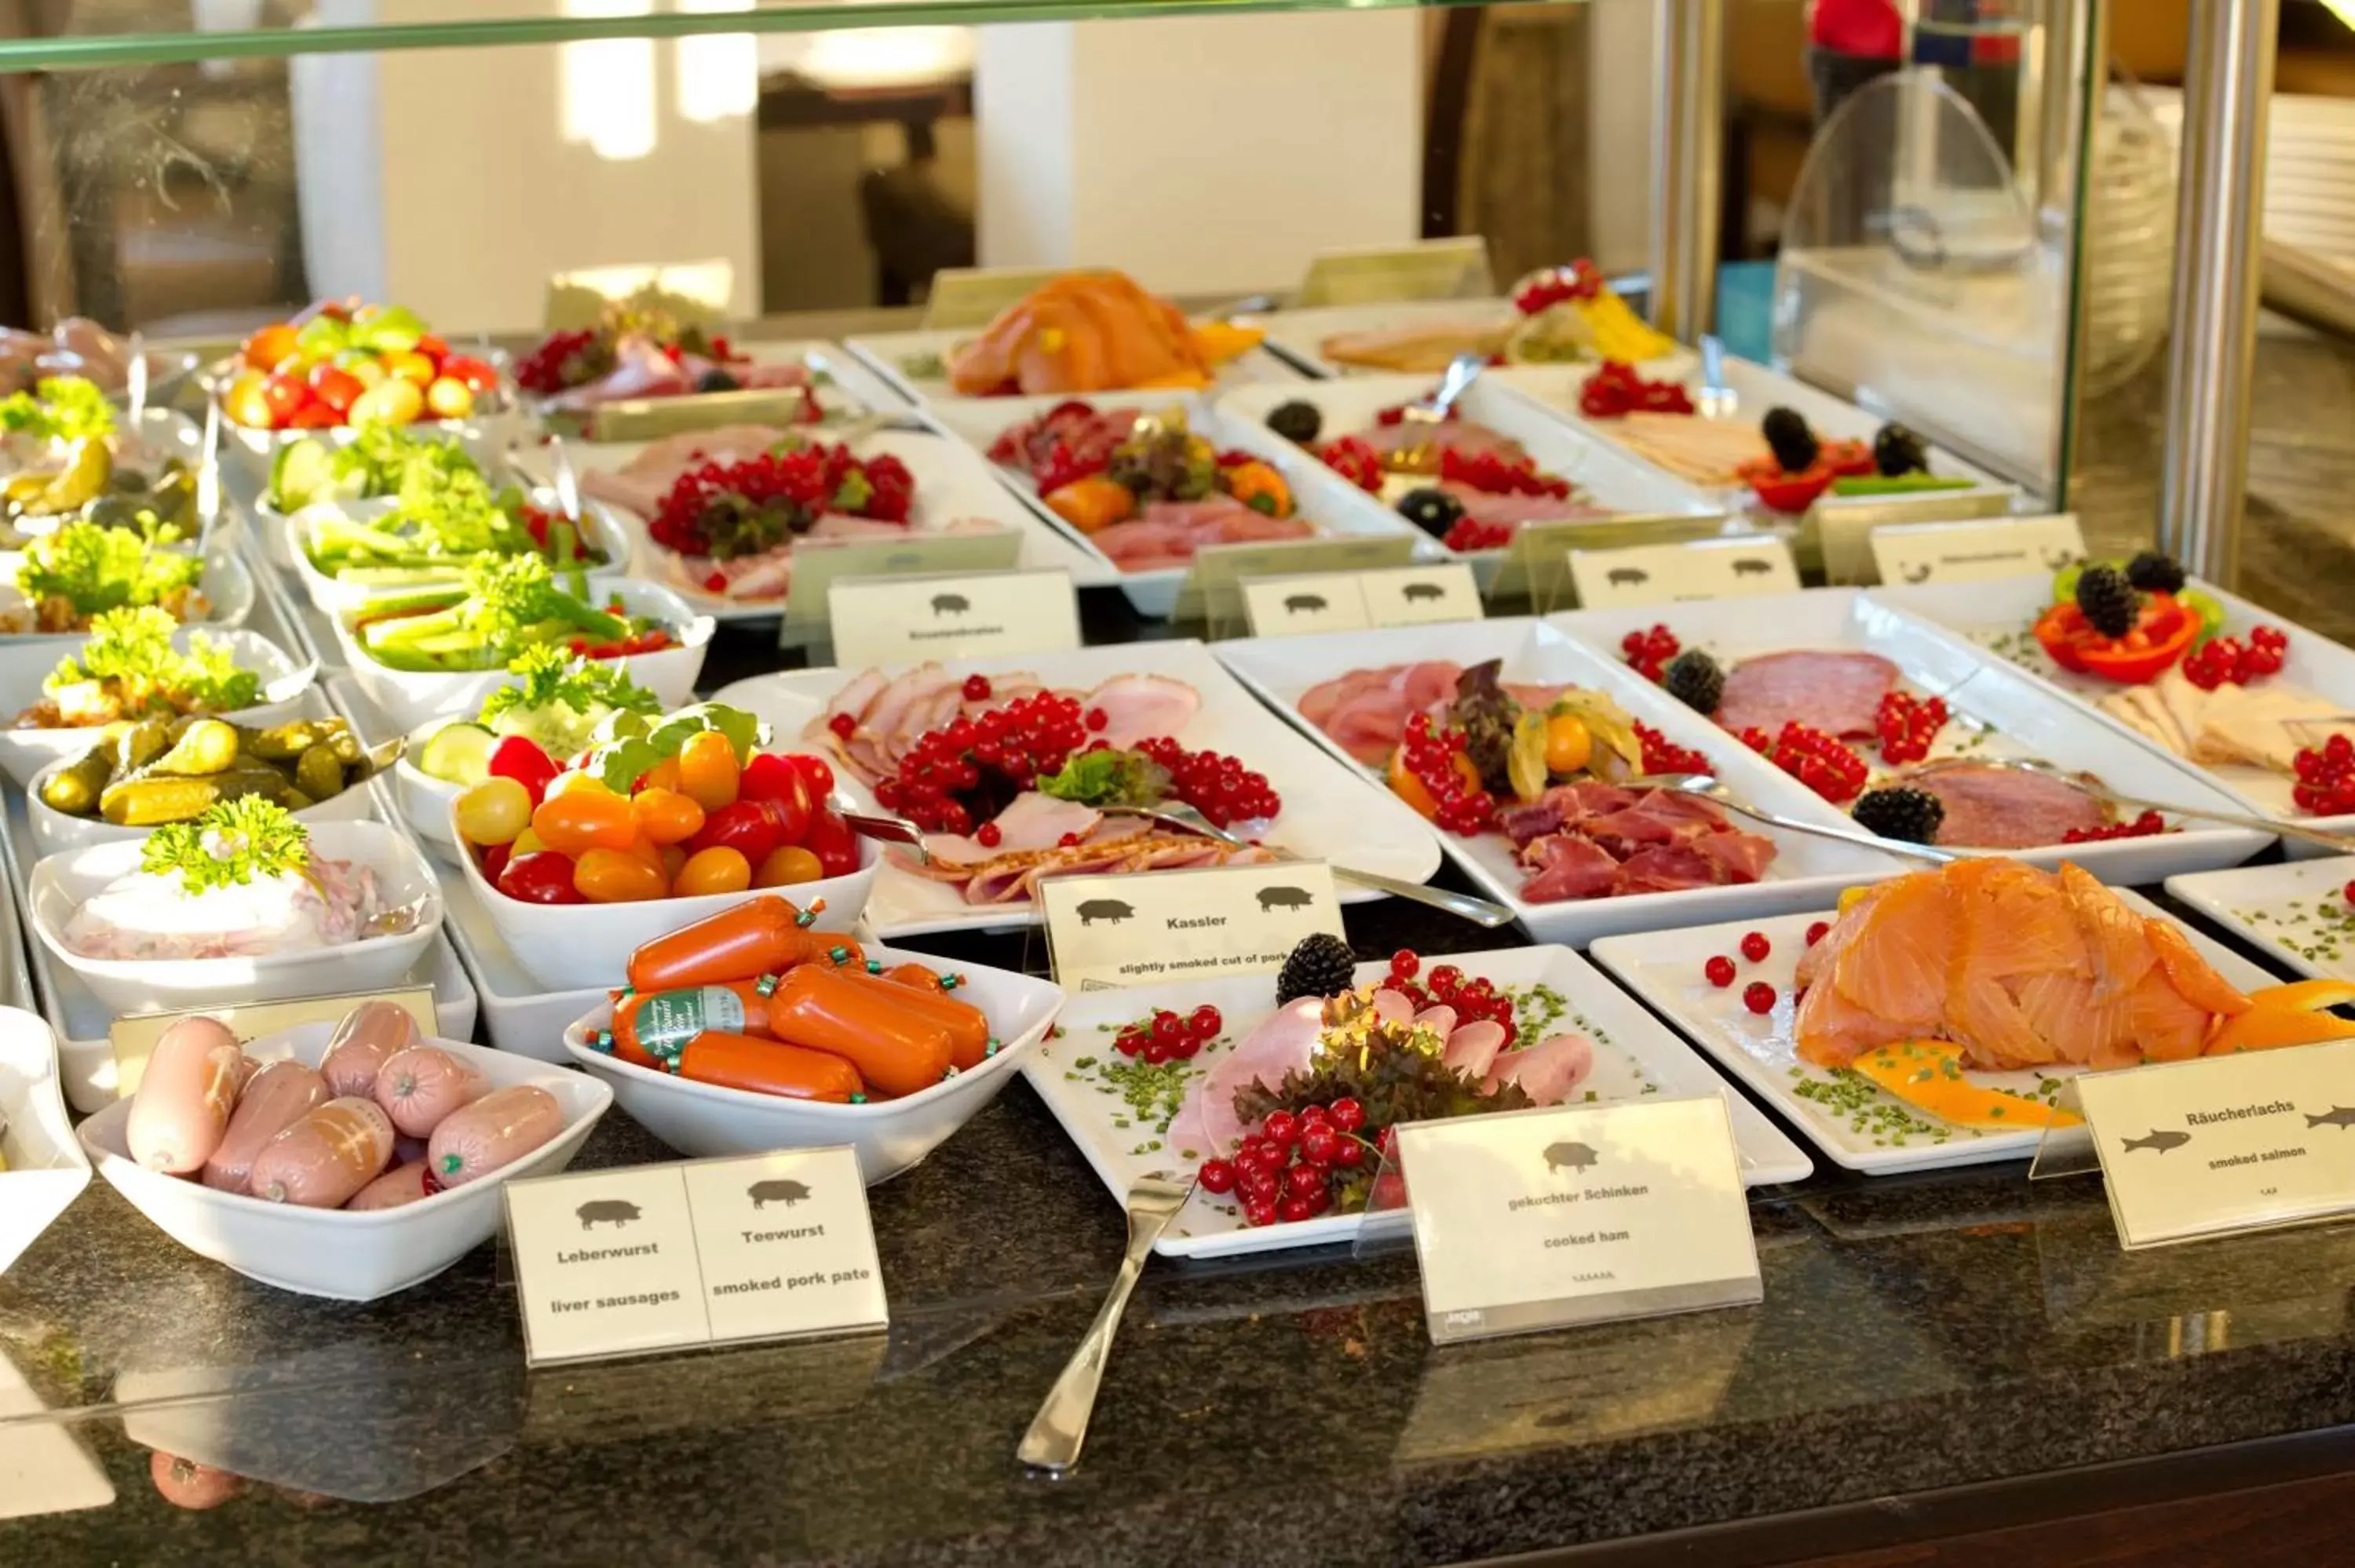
[1316,436,1386,493]
[1439,447,1572,500]
[1400,713,1496,836]
[1206,1097,1373,1227]
[1873,691,1950,766]
[2182,625,2288,691]
[1113,1004,1225,1065]
[1745,722,1868,804]
[2061,809,2167,844]
[1633,720,1711,777]
[875,691,1092,832]
[1621,623,1681,681]
[1134,736,1282,827]
[2292,733,2355,815]
[1513,259,1605,314]
[1441,516,1514,551]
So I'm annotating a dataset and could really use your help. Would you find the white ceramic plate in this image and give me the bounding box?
[563,943,1064,1183]
[1546,586,2275,882]
[843,323,1300,408]
[710,640,1446,938]
[919,391,1439,618]
[1588,889,2287,1176]
[0,1005,89,1276]
[0,625,317,788]
[1028,945,1811,1260]
[527,336,912,424]
[2164,855,2355,984]
[1870,574,2355,857]
[1214,618,1906,946]
[79,1022,609,1301]
[1244,298,1699,385]
[546,422,1119,619]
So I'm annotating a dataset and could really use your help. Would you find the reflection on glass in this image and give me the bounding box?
[561,0,659,162]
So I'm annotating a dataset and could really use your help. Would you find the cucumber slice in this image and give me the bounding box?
[268,438,336,512]
[417,721,497,785]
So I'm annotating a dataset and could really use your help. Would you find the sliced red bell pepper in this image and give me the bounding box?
[2031,593,2200,684]
[1737,439,1875,513]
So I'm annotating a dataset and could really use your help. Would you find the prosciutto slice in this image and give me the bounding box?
[1513,785,1777,903]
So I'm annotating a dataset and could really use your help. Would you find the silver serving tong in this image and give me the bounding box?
[842,809,931,866]
[1622,771,1958,863]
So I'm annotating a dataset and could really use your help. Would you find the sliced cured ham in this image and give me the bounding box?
[1090,498,1313,572]
[1511,782,1776,903]
[1910,763,2105,849]
[1714,650,1900,738]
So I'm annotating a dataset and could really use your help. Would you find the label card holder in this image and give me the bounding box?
[109,986,438,1099]
[506,1146,886,1367]
[1813,488,2019,585]
[2068,1039,2355,1250]
[1396,1096,1762,1344]
[827,568,1079,667]
[1175,534,1417,636]
[922,267,1069,332]
[1294,238,1497,308]
[1240,562,1482,638]
[1496,512,1728,610]
[1567,535,1801,608]
[780,531,1026,647]
[1039,862,1343,991]
[1867,512,2087,589]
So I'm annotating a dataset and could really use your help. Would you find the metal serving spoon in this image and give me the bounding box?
[1100,800,1517,927]
[1018,1172,1194,1475]
[1901,755,2355,854]
[842,809,932,867]
[1696,335,1737,419]
[1623,772,1959,864]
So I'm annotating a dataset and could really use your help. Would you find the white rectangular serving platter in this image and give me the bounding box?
[523,421,1119,622]
[0,773,478,1114]
[708,639,1445,938]
[1589,888,2287,1176]
[1243,298,1699,385]
[843,323,1302,410]
[2164,855,2355,985]
[1546,586,2275,883]
[1026,945,1813,1259]
[1871,574,2355,857]
[918,390,1440,619]
[1214,617,1909,947]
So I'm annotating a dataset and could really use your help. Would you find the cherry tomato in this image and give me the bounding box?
[488,734,558,807]
[242,323,301,374]
[630,786,706,845]
[381,348,436,386]
[425,376,475,419]
[545,768,606,800]
[685,800,784,865]
[306,363,366,415]
[675,845,753,897]
[477,841,512,885]
[455,777,531,845]
[259,372,307,425]
[222,370,273,429]
[660,844,688,882]
[497,849,584,904]
[574,847,667,903]
[804,807,860,877]
[532,785,637,855]
[511,826,546,857]
[754,844,824,887]
[639,755,682,794]
[735,753,812,843]
[415,332,451,362]
[287,401,341,428]
[151,1451,243,1511]
[786,753,834,800]
[676,731,740,811]
[623,835,667,876]
[439,353,501,393]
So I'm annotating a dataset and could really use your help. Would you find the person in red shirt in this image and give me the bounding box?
[1808,0,2021,149]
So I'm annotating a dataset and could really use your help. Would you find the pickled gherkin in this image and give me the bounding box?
[99,768,285,827]
[246,719,328,760]
[37,752,113,816]
[293,742,345,801]
[151,719,240,778]
[45,713,385,827]
[114,720,170,774]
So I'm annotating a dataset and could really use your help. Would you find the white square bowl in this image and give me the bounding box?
[0,1005,89,1276]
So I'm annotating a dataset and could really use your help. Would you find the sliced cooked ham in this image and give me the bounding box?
[1911,763,2106,848]
[1440,483,1613,531]
[1485,1032,1596,1103]
[579,423,796,516]
[1089,673,1202,749]
[921,792,1104,861]
[1297,662,1465,766]
[1714,650,1901,738]
[1090,498,1314,572]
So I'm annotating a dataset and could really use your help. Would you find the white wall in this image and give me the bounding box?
[1587,0,1657,279]
[976,13,1422,295]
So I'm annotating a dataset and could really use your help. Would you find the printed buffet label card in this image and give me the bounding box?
[1396,1096,1762,1344]
[1294,237,1496,307]
[1566,536,1800,608]
[1178,534,1415,627]
[506,1147,885,1366]
[922,267,1072,331]
[828,568,1080,667]
[2076,1039,2355,1249]
[1240,563,1483,636]
[1868,513,2087,588]
[1814,488,2018,585]
[110,986,438,1099]
[780,530,1024,633]
[1039,862,1344,991]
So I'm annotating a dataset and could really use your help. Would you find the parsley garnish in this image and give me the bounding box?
[141,797,310,895]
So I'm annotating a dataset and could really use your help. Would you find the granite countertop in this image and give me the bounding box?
[8,596,2355,1564]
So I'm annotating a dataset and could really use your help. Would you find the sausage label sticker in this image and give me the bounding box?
[505,1146,885,1366]
[826,567,1079,669]
[1566,536,1800,610]
[1241,563,1483,637]
[1394,1096,1760,1345]
[2071,1038,2355,1249]
[1039,862,1344,991]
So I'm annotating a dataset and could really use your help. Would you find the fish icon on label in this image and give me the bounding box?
[575,1199,641,1230]
[1543,1140,1599,1174]
[2306,1107,2355,1130]
[748,1179,812,1209]
[2122,1129,2191,1154]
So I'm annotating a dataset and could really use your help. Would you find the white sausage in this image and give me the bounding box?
[319,1001,421,1098]
[427,1085,563,1187]
[372,1047,487,1139]
[126,1017,243,1175]
[246,1098,393,1207]
[201,1060,328,1193]
[345,1160,434,1211]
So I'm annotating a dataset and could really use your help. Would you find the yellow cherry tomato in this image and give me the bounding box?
[641,756,682,795]
[660,844,688,882]
[623,835,666,875]
[532,787,637,856]
[573,847,667,903]
[754,844,824,888]
[630,786,706,846]
[1543,713,1592,775]
[676,731,740,811]
[454,777,531,846]
[675,846,753,898]
[545,769,610,800]
[510,826,546,857]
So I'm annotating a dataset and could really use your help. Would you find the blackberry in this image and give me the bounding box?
[1852,786,1946,845]
[696,367,741,393]
[2074,563,2139,638]
[1396,487,1465,538]
[1266,400,1323,445]
[1871,421,1928,477]
[2124,549,2185,594]
[1761,407,1820,474]
[1661,648,1725,713]
[1274,933,1357,1007]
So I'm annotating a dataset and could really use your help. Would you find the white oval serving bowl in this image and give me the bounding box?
[25,748,378,856]
[332,578,713,735]
[563,943,1062,1182]
[290,489,635,617]
[452,799,879,992]
[0,624,317,787]
[27,819,443,1015]
[78,1023,610,1300]
[0,545,256,642]
[0,1005,91,1276]
[220,410,502,485]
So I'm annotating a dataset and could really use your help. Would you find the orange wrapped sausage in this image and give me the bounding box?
[765,964,951,1098]
[845,970,991,1070]
[625,896,863,991]
[601,979,780,1069]
[675,1031,866,1102]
